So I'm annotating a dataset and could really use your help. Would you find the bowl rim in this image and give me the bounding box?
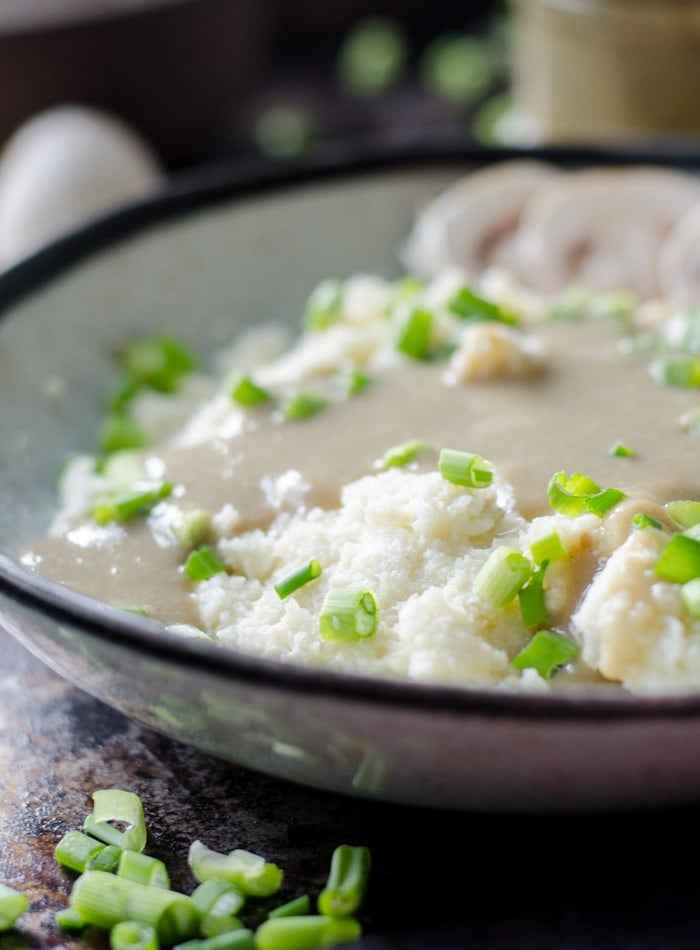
[3,138,700,721]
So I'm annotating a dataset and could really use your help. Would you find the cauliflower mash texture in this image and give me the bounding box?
[27,264,700,697]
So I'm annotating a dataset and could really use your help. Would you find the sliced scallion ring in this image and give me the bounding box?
[319,588,378,641]
[512,629,579,678]
[438,448,492,488]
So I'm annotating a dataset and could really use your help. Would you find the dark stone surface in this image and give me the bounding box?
[2,628,700,949]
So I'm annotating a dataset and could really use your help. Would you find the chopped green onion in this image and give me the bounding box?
[649,356,700,388]
[101,450,148,486]
[448,286,518,326]
[281,392,328,420]
[255,915,361,950]
[55,907,87,933]
[0,883,28,932]
[191,880,245,917]
[229,374,272,407]
[438,448,493,488]
[547,471,600,516]
[319,588,378,642]
[200,893,245,939]
[529,532,565,566]
[70,870,199,944]
[274,560,322,599]
[85,789,147,853]
[512,629,579,678]
[267,895,311,919]
[55,830,107,873]
[337,368,372,396]
[317,845,371,918]
[473,546,532,607]
[518,564,548,629]
[91,845,123,874]
[631,512,664,531]
[654,533,700,584]
[174,931,256,950]
[99,415,149,454]
[188,841,283,898]
[665,500,700,530]
[120,335,197,393]
[184,547,226,582]
[304,279,343,331]
[92,482,172,526]
[585,487,627,516]
[681,577,700,619]
[118,850,170,889]
[608,440,636,458]
[110,920,159,950]
[171,509,212,549]
[395,307,433,359]
[381,439,428,469]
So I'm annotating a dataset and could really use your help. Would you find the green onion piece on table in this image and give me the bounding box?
[55,907,87,933]
[110,920,159,950]
[191,880,246,918]
[395,308,433,359]
[267,895,311,919]
[274,560,322,599]
[84,789,147,853]
[229,374,272,407]
[281,392,328,420]
[118,850,170,889]
[319,588,378,642]
[70,870,199,944]
[381,440,427,469]
[654,533,700,584]
[438,448,493,488]
[473,546,532,607]
[188,841,283,898]
[174,931,256,950]
[317,845,371,918]
[255,915,361,950]
[665,500,700,530]
[448,286,518,326]
[91,845,123,873]
[512,629,579,678]
[55,830,107,873]
[184,547,226,582]
[585,487,627,516]
[0,883,29,932]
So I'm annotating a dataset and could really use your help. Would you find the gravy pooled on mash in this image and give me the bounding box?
[21,161,700,696]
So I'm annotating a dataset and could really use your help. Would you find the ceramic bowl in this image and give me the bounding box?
[3,143,700,814]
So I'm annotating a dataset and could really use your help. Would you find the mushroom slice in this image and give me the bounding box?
[657,202,700,305]
[401,159,558,280]
[514,166,700,299]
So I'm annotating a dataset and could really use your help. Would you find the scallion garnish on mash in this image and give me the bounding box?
[395,307,433,359]
[381,439,427,469]
[518,563,549,629]
[547,471,626,517]
[512,629,579,679]
[608,440,636,458]
[91,482,172,526]
[274,560,322,599]
[665,500,700,530]
[438,448,493,488]
[473,546,532,607]
[654,533,700,584]
[649,356,700,389]
[230,373,272,407]
[319,588,378,641]
[447,285,518,326]
[281,391,328,420]
[184,546,226,582]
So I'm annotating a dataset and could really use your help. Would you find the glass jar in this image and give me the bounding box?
[510,0,700,143]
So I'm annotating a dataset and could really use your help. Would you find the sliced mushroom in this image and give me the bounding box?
[657,202,700,305]
[513,166,700,299]
[401,159,558,280]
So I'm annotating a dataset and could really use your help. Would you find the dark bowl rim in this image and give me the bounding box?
[3,137,700,722]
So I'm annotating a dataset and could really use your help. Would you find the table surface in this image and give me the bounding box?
[2,629,700,950]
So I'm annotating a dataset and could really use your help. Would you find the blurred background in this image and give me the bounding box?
[0,0,699,265]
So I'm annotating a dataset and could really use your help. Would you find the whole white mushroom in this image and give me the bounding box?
[0,103,164,266]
